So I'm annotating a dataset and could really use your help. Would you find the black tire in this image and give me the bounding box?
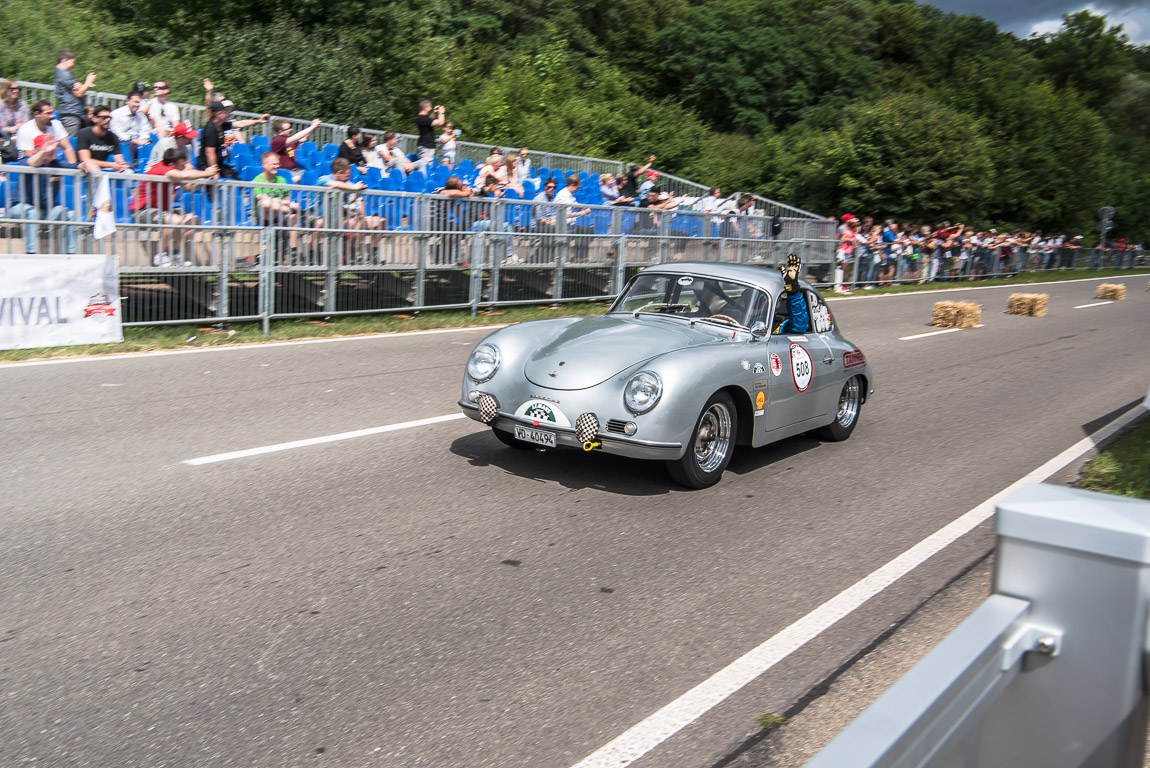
[492,427,533,449]
[665,391,737,489]
[815,376,863,441]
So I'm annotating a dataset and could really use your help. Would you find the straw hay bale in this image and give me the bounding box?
[931,300,981,329]
[1096,283,1126,301]
[1007,293,1048,317]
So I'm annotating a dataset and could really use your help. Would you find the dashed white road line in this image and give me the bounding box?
[1074,301,1113,309]
[567,403,1147,768]
[184,413,465,465]
[899,324,983,341]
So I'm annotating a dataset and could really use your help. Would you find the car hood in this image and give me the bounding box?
[523,314,725,390]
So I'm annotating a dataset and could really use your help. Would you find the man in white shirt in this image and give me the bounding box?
[144,80,180,137]
[15,100,75,161]
[109,91,153,163]
[554,174,592,261]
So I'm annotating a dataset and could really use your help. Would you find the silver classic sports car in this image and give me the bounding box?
[459,261,874,488]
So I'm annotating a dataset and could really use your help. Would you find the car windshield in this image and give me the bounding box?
[610,273,767,328]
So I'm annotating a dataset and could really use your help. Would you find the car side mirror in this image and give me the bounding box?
[749,321,770,339]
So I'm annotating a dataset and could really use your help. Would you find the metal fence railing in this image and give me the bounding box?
[5,164,1141,331]
[0,165,840,330]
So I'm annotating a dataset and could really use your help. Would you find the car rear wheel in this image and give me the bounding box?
[492,427,533,449]
[815,376,862,441]
[666,391,736,489]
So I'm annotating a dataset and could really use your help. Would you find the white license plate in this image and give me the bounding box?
[514,426,556,447]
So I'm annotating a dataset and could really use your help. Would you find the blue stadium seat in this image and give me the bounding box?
[366,167,383,189]
[522,179,536,199]
[457,158,474,176]
[322,143,338,160]
[250,135,270,154]
[299,140,317,157]
[404,171,426,194]
[503,188,520,200]
[300,169,319,187]
[537,166,549,181]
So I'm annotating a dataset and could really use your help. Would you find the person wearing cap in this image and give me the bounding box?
[75,105,129,172]
[271,117,322,182]
[109,91,153,164]
[15,100,74,160]
[146,121,198,171]
[618,155,655,199]
[198,98,269,179]
[144,80,180,137]
[130,147,218,265]
[9,133,80,254]
[638,170,659,198]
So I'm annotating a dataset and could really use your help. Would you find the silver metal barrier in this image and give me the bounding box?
[806,483,1150,768]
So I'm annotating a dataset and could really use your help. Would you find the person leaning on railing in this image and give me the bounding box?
[129,147,218,266]
[8,134,79,254]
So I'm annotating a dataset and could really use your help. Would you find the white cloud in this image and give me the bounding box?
[1024,3,1150,43]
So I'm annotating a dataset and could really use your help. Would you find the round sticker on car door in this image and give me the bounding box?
[789,343,813,393]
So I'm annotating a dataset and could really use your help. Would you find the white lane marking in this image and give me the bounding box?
[899,324,983,341]
[0,326,506,369]
[184,413,466,465]
[568,404,1147,768]
[1074,301,1113,309]
[828,273,1150,301]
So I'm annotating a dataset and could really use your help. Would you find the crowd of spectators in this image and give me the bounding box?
[832,214,1145,293]
[2,51,1145,273]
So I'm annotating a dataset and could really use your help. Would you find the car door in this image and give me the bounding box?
[764,290,825,430]
[804,289,850,418]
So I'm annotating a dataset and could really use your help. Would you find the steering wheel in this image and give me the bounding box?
[707,314,740,326]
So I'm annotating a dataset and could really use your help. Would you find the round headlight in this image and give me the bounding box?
[624,371,663,414]
[467,343,500,383]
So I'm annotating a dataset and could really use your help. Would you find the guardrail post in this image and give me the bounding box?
[805,484,1150,768]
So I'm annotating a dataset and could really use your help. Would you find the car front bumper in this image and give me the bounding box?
[460,400,683,461]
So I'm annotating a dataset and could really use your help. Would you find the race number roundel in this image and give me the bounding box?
[789,343,813,393]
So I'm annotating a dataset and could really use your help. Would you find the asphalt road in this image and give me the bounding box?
[3,276,1148,768]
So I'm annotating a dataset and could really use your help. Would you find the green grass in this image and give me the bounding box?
[831,268,1148,297]
[1078,418,1150,500]
[1,268,1145,364]
[755,712,788,732]
[0,303,612,363]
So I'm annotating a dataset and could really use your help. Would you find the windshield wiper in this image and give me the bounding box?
[631,303,691,318]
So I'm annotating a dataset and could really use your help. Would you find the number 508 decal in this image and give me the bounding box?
[789,343,813,392]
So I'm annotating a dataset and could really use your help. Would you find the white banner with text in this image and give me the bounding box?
[0,254,123,350]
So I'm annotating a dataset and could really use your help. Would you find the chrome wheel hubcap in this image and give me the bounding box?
[836,378,861,427]
[694,403,732,472]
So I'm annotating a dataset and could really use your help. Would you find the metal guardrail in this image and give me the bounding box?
[13,79,825,222]
[806,482,1150,768]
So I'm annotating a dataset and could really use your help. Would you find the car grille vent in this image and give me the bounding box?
[606,419,628,434]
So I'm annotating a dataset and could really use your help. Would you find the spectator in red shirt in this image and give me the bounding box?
[130,147,218,265]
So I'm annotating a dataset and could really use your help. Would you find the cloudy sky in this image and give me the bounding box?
[923,0,1150,44]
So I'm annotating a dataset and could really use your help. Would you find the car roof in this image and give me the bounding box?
[637,261,786,292]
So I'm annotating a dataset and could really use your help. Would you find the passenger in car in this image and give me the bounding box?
[776,253,810,334]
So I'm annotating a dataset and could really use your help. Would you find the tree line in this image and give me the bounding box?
[3,0,1147,242]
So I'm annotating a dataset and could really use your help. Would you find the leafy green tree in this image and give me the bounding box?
[1030,10,1134,112]
[767,93,992,222]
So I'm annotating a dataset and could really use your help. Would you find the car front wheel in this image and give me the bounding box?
[666,391,737,489]
[815,376,863,441]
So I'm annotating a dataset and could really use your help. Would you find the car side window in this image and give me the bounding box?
[808,290,833,333]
